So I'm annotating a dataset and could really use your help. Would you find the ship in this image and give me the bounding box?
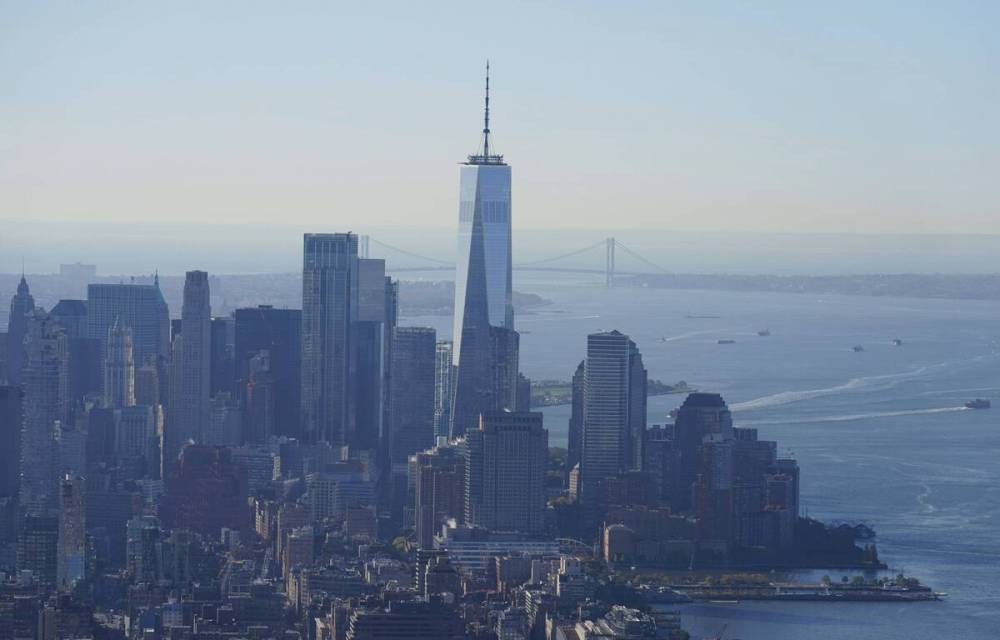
[718,339,736,345]
[852,345,865,352]
[965,399,991,409]
[757,329,771,336]
[892,338,903,346]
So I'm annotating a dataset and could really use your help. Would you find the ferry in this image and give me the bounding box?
[965,399,991,409]
[852,345,865,352]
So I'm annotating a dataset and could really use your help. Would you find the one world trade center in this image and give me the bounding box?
[450,63,518,436]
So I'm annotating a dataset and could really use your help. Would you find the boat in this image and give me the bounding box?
[965,399,991,409]
[717,339,735,345]
[852,345,864,352]
[892,338,903,346]
[757,329,771,336]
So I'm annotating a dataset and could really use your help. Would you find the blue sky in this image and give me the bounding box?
[1,1,998,233]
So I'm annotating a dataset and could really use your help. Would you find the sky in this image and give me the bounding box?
[1,1,999,236]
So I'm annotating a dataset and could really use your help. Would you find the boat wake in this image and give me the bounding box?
[730,364,944,412]
[739,405,969,426]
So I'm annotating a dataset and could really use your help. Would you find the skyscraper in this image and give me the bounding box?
[6,275,36,386]
[19,311,69,516]
[579,331,646,510]
[567,360,585,478]
[354,258,393,454]
[433,341,456,438]
[57,475,86,590]
[170,271,211,454]
[389,327,436,464]
[465,411,547,536]
[413,441,465,550]
[86,278,170,373]
[0,385,23,500]
[301,233,359,445]
[234,305,302,438]
[104,318,136,408]
[451,64,515,437]
[51,299,102,405]
[672,392,734,512]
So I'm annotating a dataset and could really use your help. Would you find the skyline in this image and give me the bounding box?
[3,2,1000,235]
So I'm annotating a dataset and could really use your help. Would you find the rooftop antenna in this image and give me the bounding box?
[483,60,491,159]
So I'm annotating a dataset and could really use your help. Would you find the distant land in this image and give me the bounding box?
[531,379,692,408]
[0,272,549,328]
[6,270,1000,330]
[625,272,1000,301]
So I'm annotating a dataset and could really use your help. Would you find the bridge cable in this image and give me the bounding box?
[613,240,671,274]
[515,240,607,267]
[368,238,453,266]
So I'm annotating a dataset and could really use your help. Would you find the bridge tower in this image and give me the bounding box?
[605,237,616,288]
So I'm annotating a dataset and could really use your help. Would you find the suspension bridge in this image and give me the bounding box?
[358,236,668,287]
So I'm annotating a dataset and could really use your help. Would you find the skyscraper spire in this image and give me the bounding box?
[467,60,503,165]
[483,60,490,160]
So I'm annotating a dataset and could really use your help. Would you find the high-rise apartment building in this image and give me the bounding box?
[451,65,515,437]
[465,411,547,536]
[579,331,646,509]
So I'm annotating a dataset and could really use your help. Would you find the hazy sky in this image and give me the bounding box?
[2,1,998,233]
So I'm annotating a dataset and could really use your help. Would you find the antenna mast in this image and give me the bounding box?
[483,60,490,159]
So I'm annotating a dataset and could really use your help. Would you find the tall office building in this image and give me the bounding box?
[389,327,436,464]
[579,331,647,509]
[6,275,35,386]
[301,233,359,446]
[19,311,69,516]
[0,385,23,499]
[57,475,86,590]
[465,411,547,536]
[51,299,102,404]
[86,278,170,372]
[451,65,515,437]
[234,305,302,438]
[354,258,393,454]
[413,442,465,550]
[567,360,585,478]
[210,316,235,395]
[104,319,135,408]
[672,392,734,512]
[167,271,211,465]
[433,341,456,438]
[17,514,58,588]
